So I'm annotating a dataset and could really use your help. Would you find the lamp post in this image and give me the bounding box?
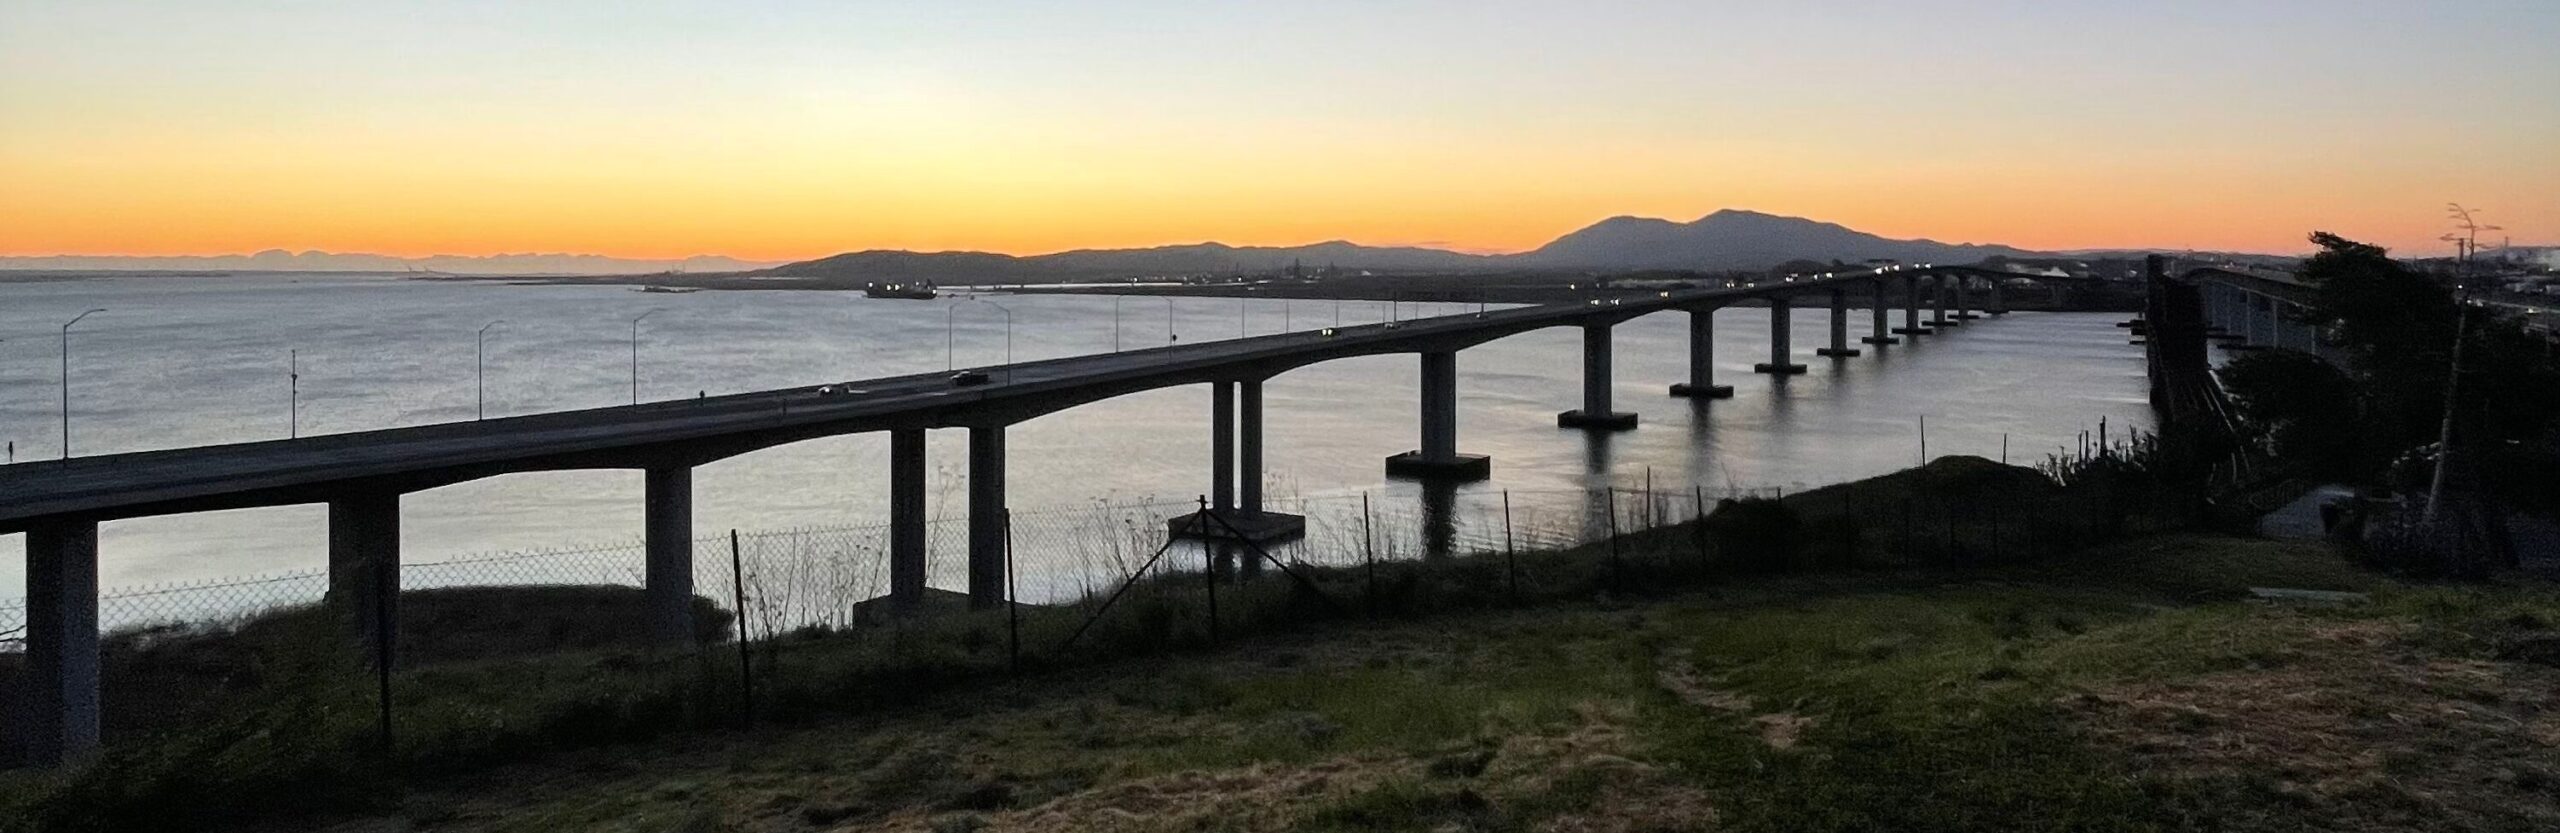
[945,297,1014,375]
[630,308,665,405]
[289,349,299,438]
[1112,296,1124,352]
[477,319,506,420]
[61,308,105,459]
[1164,297,1178,344]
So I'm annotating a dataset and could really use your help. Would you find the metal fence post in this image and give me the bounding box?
[730,529,751,727]
[1990,502,2003,562]
[1501,490,1518,604]
[1604,487,1623,592]
[1198,496,1219,647]
[1361,492,1377,616]
[376,546,395,757]
[1692,485,1710,576]
[1005,509,1020,673]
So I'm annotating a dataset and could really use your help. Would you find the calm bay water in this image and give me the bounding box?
[0,273,2150,597]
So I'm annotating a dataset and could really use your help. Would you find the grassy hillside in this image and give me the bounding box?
[271,535,2559,833]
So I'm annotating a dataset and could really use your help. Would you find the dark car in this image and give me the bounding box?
[950,370,990,387]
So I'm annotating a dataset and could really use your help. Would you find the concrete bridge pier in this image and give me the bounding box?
[1389,351,1493,478]
[1862,280,1898,346]
[1953,277,1980,321]
[1669,307,1734,399]
[1815,288,1860,358]
[21,520,101,766]
[1180,380,1309,540]
[888,428,926,609]
[1754,295,1810,374]
[1211,382,1236,512]
[1893,274,1932,336]
[966,425,1007,609]
[327,494,402,663]
[1558,322,1637,430]
[642,467,694,642]
[1987,278,2009,315]
[2281,303,2322,352]
[1931,275,1958,328]
[2203,285,2245,341]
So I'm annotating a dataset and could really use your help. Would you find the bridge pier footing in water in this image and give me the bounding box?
[1755,295,1810,374]
[1387,351,1493,480]
[1558,322,1638,429]
[1668,308,1735,399]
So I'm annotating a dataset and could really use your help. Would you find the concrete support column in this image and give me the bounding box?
[1582,323,1611,414]
[23,521,100,766]
[643,466,694,643]
[1816,288,1860,358]
[2254,294,2277,346]
[966,425,1007,609]
[327,492,401,663]
[1756,297,1810,374]
[1239,379,1264,515]
[1864,280,1898,345]
[1420,352,1456,459]
[1557,322,1636,430]
[1210,381,1235,512]
[1669,308,1734,398]
[1931,275,1955,327]
[1988,278,2009,314]
[1390,350,1492,478]
[888,428,926,608]
[1953,277,1978,320]
[1895,274,1930,335]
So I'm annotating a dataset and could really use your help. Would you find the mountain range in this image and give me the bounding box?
[757,210,2045,283]
[0,250,778,275]
[0,210,2127,279]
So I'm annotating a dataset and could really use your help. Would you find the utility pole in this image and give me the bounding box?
[2421,288,2473,525]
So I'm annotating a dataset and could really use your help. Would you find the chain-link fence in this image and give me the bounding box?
[1,462,2159,784]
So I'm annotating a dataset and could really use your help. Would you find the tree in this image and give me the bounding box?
[2218,349,2361,474]
[2277,231,2560,482]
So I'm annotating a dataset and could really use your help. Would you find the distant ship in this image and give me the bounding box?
[863,280,937,300]
[635,285,699,294]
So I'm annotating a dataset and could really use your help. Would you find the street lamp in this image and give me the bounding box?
[477,319,506,420]
[1112,296,1124,352]
[60,308,105,459]
[1164,297,1178,344]
[945,297,1014,375]
[630,308,665,405]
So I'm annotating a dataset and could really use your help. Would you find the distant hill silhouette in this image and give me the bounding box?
[757,209,2049,283]
[7,210,2276,280]
[0,250,778,275]
[1516,209,2038,269]
[765,241,1491,283]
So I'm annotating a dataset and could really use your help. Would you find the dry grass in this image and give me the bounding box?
[226,535,2560,833]
[2071,615,2560,833]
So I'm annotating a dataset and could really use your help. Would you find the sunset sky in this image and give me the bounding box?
[4,1,2554,261]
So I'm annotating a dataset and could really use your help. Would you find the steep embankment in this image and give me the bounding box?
[280,536,2560,833]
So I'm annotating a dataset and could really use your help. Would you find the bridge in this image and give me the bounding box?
[3,263,2045,764]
